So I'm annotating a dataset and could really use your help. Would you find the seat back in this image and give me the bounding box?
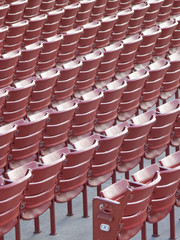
[93,179,131,240]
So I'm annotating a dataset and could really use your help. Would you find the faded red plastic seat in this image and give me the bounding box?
[74,51,103,94]
[160,51,180,101]
[170,16,180,48]
[85,123,128,194]
[38,35,63,71]
[95,15,118,48]
[90,0,108,21]
[29,69,59,112]
[0,26,9,53]
[57,27,83,63]
[59,3,80,33]
[42,136,98,217]
[111,9,133,41]
[75,0,95,26]
[117,69,149,121]
[117,110,156,179]
[127,2,149,35]
[104,0,120,16]
[96,42,123,84]
[145,99,180,163]
[8,112,48,169]
[93,179,131,240]
[39,0,55,14]
[157,0,174,22]
[171,0,180,15]
[140,59,170,111]
[15,42,43,80]
[23,0,42,19]
[132,163,180,240]
[77,21,101,55]
[5,0,27,25]
[0,4,9,27]
[95,79,127,133]
[70,89,103,143]
[143,0,164,29]
[40,99,78,150]
[0,50,21,88]
[0,87,8,115]
[159,151,180,207]
[53,59,82,101]
[23,14,47,46]
[135,26,161,65]
[0,79,35,123]
[0,169,31,240]
[154,19,178,56]
[0,123,17,174]
[99,168,161,240]
[116,34,142,74]
[41,9,64,39]
[2,20,28,53]
[6,154,65,236]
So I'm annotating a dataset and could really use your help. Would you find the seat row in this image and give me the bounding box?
[0,0,179,54]
[0,147,179,240]
[0,99,179,184]
[93,153,180,240]
[0,0,177,30]
[0,44,179,127]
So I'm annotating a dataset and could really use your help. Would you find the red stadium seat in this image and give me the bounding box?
[42,136,98,217]
[29,68,59,111]
[75,0,95,27]
[57,27,83,63]
[117,110,156,179]
[23,0,42,19]
[143,0,164,29]
[90,0,108,21]
[0,169,31,240]
[38,34,63,71]
[145,99,180,164]
[95,79,127,132]
[132,163,180,239]
[0,79,35,123]
[0,4,9,27]
[39,0,55,14]
[140,59,170,111]
[70,88,103,143]
[127,2,149,35]
[77,21,101,55]
[15,42,43,80]
[6,154,65,236]
[59,3,80,33]
[8,112,48,169]
[3,20,28,53]
[93,179,131,240]
[0,50,21,88]
[23,14,47,46]
[111,8,133,41]
[75,51,103,94]
[5,0,27,26]
[161,51,180,101]
[99,168,161,240]
[119,0,133,10]
[53,59,82,101]
[85,123,128,194]
[105,0,120,16]
[95,15,118,48]
[118,68,149,121]
[157,0,174,22]
[41,8,64,39]
[0,123,17,173]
